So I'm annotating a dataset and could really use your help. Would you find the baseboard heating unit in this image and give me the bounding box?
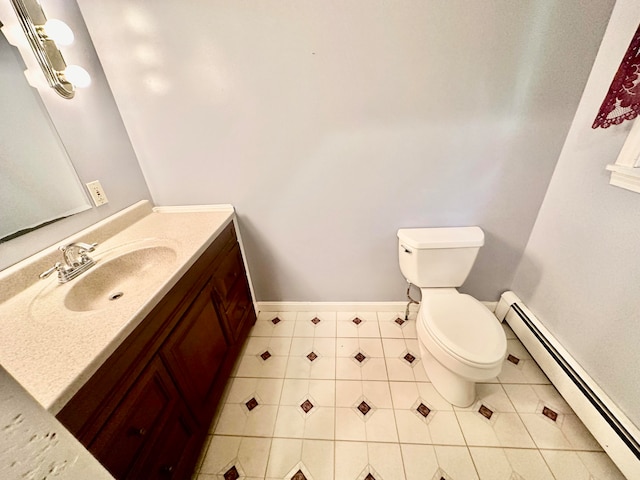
[496,291,640,479]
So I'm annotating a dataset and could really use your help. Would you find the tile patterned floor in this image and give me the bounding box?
[194,310,627,480]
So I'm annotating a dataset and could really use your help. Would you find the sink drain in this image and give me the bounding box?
[108,292,124,301]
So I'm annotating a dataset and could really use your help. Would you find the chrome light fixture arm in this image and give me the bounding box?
[9,0,85,99]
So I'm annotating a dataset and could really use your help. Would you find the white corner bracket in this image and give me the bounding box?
[606,119,640,194]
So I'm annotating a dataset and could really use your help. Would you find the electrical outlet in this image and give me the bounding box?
[86,180,109,206]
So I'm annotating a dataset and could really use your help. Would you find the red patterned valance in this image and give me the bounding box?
[593,24,640,129]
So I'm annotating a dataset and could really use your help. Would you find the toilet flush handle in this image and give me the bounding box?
[401,244,412,254]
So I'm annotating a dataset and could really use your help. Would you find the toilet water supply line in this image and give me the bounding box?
[405,281,420,320]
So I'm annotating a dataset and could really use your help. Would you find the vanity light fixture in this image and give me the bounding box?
[9,0,90,98]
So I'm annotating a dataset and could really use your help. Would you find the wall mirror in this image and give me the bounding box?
[0,27,90,243]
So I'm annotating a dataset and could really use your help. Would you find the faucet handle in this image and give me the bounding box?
[39,262,65,279]
[80,242,98,252]
[58,242,98,254]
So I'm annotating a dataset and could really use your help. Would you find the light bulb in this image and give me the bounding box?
[64,65,91,88]
[43,19,74,46]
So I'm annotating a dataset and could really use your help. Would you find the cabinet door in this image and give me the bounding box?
[212,244,255,341]
[212,243,243,307]
[89,358,177,479]
[222,276,255,342]
[161,287,229,420]
[131,402,200,480]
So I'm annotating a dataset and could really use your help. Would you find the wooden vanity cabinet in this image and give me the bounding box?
[56,221,256,480]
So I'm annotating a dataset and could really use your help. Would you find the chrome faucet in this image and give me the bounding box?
[40,242,98,283]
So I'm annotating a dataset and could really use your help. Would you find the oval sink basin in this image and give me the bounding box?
[64,246,178,312]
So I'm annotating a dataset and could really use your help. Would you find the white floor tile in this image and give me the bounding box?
[266,438,334,480]
[335,407,367,441]
[242,336,293,356]
[368,442,406,480]
[334,441,368,479]
[294,312,337,338]
[498,339,550,384]
[401,444,479,480]
[540,449,624,480]
[385,357,427,382]
[223,377,284,405]
[251,312,296,337]
[214,403,279,437]
[290,337,337,356]
[336,312,381,338]
[284,353,336,380]
[336,356,388,381]
[469,446,555,479]
[234,353,288,378]
[199,435,271,478]
[519,411,602,451]
[280,378,335,406]
[335,380,392,408]
[335,441,406,480]
[502,383,571,414]
[365,408,399,442]
[377,311,417,339]
[456,410,536,448]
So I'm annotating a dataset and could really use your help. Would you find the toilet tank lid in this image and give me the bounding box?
[397,227,484,249]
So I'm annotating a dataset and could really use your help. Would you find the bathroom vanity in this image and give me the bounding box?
[0,201,256,479]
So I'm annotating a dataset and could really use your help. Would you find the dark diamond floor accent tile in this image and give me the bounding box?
[291,470,307,480]
[542,406,558,421]
[260,350,272,361]
[507,353,520,365]
[478,404,493,420]
[224,465,240,480]
[395,317,405,326]
[364,474,376,480]
[300,399,314,413]
[417,403,431,418]
[245,397,259,411]
[272,317,281,325]
[404,353,416,364]
[354,352,366,363]
[352,317,363,325]
[311,317,321,324]
[357,401,371,415]
[307,352,318,362]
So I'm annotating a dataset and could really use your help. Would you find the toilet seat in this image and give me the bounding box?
[420,294,505,367]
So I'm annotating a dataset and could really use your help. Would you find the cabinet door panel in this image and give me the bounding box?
[223,277,254,341]
[133,403,200,480]
[212,244,243,309]
[90,358,176,479]
[161,288,228,418]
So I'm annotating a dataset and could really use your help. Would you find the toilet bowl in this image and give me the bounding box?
[417,290,506,406]
[397,227,507,407]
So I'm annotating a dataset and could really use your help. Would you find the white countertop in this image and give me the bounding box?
[0,201,234,414]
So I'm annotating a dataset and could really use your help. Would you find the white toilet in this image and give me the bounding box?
[397,227,506,407]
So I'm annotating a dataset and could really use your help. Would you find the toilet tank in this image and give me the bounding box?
[397,227,484,287]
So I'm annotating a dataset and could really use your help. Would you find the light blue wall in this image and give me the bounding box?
[512,0,640,427]
[79,0,614,302]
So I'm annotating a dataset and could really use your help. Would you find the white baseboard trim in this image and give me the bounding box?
[498,291,640,479]
[256,302,410,312]
[256,300,498,313]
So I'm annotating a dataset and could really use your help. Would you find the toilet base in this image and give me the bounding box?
[420,343,476,407]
